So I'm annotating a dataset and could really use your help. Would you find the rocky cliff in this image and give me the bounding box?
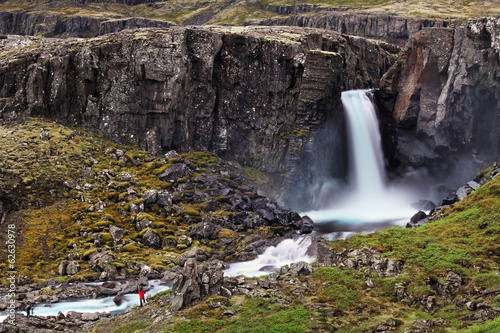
[257,11,452,46]
[377,17,500,183]
[0,26,398,194]
[0,11,173,38]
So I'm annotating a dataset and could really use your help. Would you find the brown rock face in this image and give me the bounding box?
[377,18,500,179]
[0,26,397,183]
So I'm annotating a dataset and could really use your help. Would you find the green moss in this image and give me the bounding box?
[122,243,140,253]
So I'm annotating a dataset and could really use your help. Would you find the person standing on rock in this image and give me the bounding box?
[138,288,146,307]
[25,303,32,317]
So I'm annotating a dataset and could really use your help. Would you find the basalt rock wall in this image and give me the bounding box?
[0,11,173,38]
[377,17,500,181]
[257,11,452,46]
[0,26,398,185]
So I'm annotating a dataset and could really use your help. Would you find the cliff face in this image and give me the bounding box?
[0,11,173,37]
[0,26,398,181]
[257,11,452,46]
[377,18,500,179]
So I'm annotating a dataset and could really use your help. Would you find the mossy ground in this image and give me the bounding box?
[0,118,284,282]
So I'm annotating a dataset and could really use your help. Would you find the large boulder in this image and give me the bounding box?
[190,221,220,240]
[142,229,162,249]
[171,259,224,311]
[109,225,124,242]
[158,164,190,182]
[66,261,80,275]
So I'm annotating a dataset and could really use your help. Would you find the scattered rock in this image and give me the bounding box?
[158,164,190,182]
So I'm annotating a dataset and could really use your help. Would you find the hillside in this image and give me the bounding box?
[0,118,499,333]
[1,0,500,25]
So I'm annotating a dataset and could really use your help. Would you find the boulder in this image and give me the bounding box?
[158,164,190,182]
[289,261,313,276]
[142,189,158,204]
[109,225,124,242]
[410,211,427,223]
[136,216,153,231]
[300,216,314,234]
[142,229,162,249]
[58,260,67,276]
[66,261,80,275]
[81,312,99,321]
[157,190,173,207]
[190,221,219,240]
[171,259,225,312]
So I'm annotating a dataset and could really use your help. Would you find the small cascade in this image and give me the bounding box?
[224,236,315,277]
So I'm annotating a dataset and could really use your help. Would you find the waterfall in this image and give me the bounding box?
[343,90,386,197]
[301,90,418,235]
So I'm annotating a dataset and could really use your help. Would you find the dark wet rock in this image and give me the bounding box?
[378,19,500,179]
[410,211,428,224]
[299,215,314,234]
[442,192,459,206]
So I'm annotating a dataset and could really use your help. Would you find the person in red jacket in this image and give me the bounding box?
[138,288,146,307]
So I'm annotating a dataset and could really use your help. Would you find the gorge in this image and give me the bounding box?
[0,5,499,332]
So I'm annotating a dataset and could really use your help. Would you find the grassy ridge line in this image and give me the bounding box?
[1,0,500,26]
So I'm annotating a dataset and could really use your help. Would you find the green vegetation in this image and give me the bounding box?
[464,316,500,333]
[112,320,150,333]
[172,298,310,333]
[1,0,500,28]
[312,267,363,307]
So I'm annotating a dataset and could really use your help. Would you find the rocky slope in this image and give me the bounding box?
[376,17,500,184]
[2,159,499,332]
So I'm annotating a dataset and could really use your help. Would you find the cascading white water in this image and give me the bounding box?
[301,90,418,234]
[343,90,386,196]
[224,236,315,277]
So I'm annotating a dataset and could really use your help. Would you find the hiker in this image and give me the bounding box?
[26,303,32,318]
[138,288,146,307]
